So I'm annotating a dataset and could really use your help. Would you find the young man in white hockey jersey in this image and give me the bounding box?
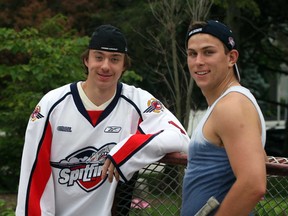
[16,24,189,216]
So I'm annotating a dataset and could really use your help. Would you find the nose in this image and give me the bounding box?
[195,54,204,66]
[101,58,110,71]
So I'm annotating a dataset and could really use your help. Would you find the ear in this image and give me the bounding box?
[83,51,90,67]
[84,57,89,67]
[228,49,239,67]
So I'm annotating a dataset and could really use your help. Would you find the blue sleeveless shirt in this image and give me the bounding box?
[181,86,266,216]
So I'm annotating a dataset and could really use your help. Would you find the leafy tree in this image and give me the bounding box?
[146,0,216,128]
[0,0,53,30]
[0,21,87,191]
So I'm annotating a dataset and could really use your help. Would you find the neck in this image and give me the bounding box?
[220,81,236,96]
[82,81,116,106]
[204,79,239,106]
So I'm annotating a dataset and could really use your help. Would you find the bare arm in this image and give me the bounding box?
[212,94,266,215]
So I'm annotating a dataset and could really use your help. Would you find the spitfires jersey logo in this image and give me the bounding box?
[144,98,164,113]
[50,143,116,192]
[30,105,44,121]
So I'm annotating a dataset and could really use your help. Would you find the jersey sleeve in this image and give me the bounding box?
[16,95,56,215]
[107,91,189,182]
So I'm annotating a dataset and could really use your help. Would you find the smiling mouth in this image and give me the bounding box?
[98,73,112,77]
[195,71,208,75]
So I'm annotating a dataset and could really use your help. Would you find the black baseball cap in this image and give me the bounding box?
[186,20,241,81]
[89,24,128,53]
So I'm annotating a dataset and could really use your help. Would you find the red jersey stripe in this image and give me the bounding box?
[28,123,52,215]
[112,134,154,165]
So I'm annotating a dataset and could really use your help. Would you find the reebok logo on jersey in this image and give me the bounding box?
[144,98,164,113]
[104,126,122,133]
[51,143,116,192]
[30,105,44,121]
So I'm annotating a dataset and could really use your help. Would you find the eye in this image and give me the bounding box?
[111,57,120,63]
[204,50,214,56]
[95,55,103,61]
[187,50,197,57]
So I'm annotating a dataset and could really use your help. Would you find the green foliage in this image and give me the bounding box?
[121,70,143,86]
[214,0,260,16]
[241,65,269,98]
[0,16,87,192]
[0,199,15,216]
[255,198,288,215]
[39,14,76,37]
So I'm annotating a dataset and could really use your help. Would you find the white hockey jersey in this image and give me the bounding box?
[16,82,189,216]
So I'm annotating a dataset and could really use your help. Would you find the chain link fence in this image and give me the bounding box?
[112,154,288,216]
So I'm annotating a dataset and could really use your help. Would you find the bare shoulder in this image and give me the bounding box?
[211,92,260,134]
[214,92,257,118]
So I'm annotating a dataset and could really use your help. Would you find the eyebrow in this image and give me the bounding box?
[187,45,217,51]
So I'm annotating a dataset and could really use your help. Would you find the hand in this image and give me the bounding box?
[101,157,120,183]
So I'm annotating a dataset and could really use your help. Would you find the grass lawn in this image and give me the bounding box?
[0,194,16,216]
[254,196,288,216]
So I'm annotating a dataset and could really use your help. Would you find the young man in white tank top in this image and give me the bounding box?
[182,20,267,216]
